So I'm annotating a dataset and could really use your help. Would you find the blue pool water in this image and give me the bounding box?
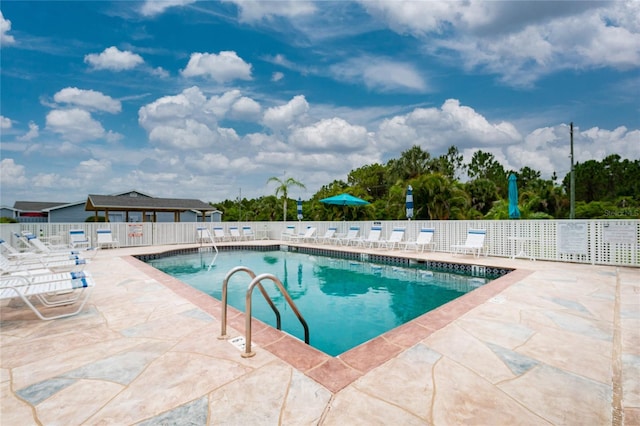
[147,249,489,356]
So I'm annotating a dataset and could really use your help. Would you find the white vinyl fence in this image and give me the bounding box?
[2,219,638,267]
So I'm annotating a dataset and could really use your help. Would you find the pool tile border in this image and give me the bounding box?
[126,249,530,393]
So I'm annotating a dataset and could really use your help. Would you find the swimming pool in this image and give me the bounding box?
[147,249,491,356]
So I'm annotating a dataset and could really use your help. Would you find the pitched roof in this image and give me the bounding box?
[47,190,155,211]
[14,201,69,211]
[85,194,217,212]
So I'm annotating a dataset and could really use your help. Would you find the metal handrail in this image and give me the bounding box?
[218,266,281,340]
[206,243,218,271]
[242,273,309,358]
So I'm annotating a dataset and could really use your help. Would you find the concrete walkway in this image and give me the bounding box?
[1,243,638,425]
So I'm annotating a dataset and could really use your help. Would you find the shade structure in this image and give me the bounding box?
[297,197,303,220]
[508,174,521,219]
[319,193,370,206]
[406,185,414,220]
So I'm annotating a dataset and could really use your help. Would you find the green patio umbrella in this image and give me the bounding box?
[508,174,521,219]
[319,193,370,206]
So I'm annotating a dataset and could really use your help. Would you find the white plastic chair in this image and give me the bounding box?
[97,229,120,248]
[401,228,436,252]
[213,227,228,241]
[357,226,383,248]
[379,228,405,250]
[229,227,241,241]
[242,226,256,240]
[451,229,486,257]
[317,227,337,244]
[69,229,91,249]
[333,226,360,246]
[0,271,95,320]
[291,226,317,243]
[195,227,214,244]
[281,225,296,241]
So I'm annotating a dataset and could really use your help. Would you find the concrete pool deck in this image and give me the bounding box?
[1,241,638,425]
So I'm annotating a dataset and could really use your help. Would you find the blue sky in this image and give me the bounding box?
[1,0,639,207]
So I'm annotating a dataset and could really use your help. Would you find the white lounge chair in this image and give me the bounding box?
[0,238,24,257]
[379,228,405,249]
[229,227,241,241]
[0,271,95,320]
[242,226,256,240]
[402,228,436,252]
[69,229,92,249]
[19,232,67,252]
[332,226,360,246]
[20,233,95,259]
[291,226,317,243]
[213,227,228,242]
[1,237,87,265]
[281,225,297,241]
[317,227,337,244]
[195,227,214,244]
[452,229,487,257]
[96,229,120,249]
[357,226,383,248]
[1,252,87,275]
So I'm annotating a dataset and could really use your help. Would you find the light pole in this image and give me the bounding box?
[570,122,575,219]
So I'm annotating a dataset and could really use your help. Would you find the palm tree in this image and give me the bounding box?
[267,176,306,221]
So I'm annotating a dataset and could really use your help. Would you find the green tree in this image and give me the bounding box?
[348,163,388,199]
[465,178,499,215]
[386,145,432,183]
[433,145,464,180]
[267,176,306,221]
[467,150,507,197]
[412,173,469,220]
[517,166,542,191]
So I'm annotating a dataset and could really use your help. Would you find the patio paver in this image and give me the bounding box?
[1,243,638,425]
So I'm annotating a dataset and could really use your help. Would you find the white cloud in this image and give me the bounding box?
[361,1,640,87]
[272,72,284,82]
[139,86,242,149]
[331,57,428,93]
[84,46,145,71]
[53,87,122,113]
[46,108,107,142]
[140,0,197,17]
[377,99,521,154]
[181,51,252,83]
[32,172,81,190]
[205,90,242,118]
[225,0,316,22]
[151,66,170,78]
[359,0,466,35]
[0,11,15,45]
[17,121,39,142]
[147,119,239,150]
[505,124,640,178]
[139,86,211,130]
[288,117,370,153]
[0,158,27,186]
[262,95,309,131]
[0,115,11,129]
[75,158,111,178]
[230,96,262,121]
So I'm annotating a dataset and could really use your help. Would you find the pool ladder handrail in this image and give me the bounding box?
[219,266,309,358]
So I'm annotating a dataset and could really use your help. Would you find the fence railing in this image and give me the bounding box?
[2,219,638,267]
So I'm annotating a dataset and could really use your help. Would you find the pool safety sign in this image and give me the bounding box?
[557,222,588,255]
[128,224,143,237]
[602,223,637,245]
